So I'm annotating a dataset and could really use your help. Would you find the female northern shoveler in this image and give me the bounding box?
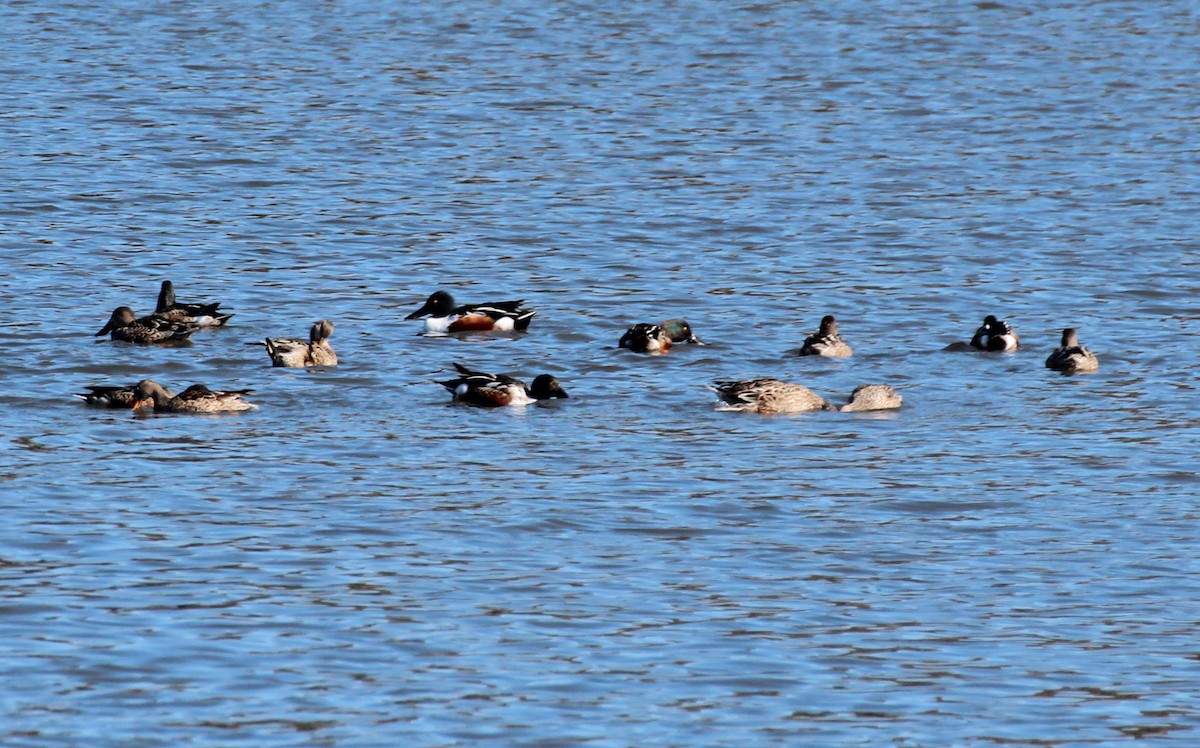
[76,382,144,408]
[1045,328,1099,374]
[438,363,568,407]
[969,314,1020,351]
[131,379,258,413]
[839,384,903,412]
[618,318,704,353]
[155,280,232,327]
[97,307,199,344]
[405,290,535,334]
[708,378,833,414]
[260,320,338,367]
[798,315,853,357]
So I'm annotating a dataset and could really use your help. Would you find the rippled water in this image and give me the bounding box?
[3,1,1200,745]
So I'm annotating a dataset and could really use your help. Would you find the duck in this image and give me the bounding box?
[76,382,143,408]
[798,315,853,357]
[839,384,903,412]
[618,318,704,353]
[438,363,568,407]
[259,320,338,367]
[131,379,258,413]
[969,314,1020,351]
[96,307,199,344]
[155,280,232,327]
[708,378,834,414]
[1045,328,1099,374]
[405,290,535,334]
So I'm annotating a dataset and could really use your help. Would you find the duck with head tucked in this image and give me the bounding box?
[259,320,338,367]
[155,280,232,327]
[708,378,834,414]
[798,315,853,357]
[405,290,535,334]
[131,379,258,413]
[97,307,199,344]
[839,384,903,412]
[439,363,568,407]
[969,314,1020,352]
[619,318,704,354]
[1045,328,1099,374]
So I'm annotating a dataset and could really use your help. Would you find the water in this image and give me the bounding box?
[3,1,1200,745]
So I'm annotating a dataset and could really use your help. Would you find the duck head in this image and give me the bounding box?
[661,318,704,345]
[529,375,569,400]
[97,307,138,336]
[405,291,455,319]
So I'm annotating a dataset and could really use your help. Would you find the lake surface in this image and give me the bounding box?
[3,0,1200,745]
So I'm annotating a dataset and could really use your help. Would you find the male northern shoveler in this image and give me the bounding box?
[969,315,1020,351]
[76,382,144,408]
[618,318,704,353]
[131,379,258,413]
[405,290,535,334]
[97,307,199,344]
[839,384,903,412]
[798,315,853,357]
[708,378,833,414]
[155,280,232,327]
[259,320,338,367]
[438,363,568,407]
[1045,328,1099,374]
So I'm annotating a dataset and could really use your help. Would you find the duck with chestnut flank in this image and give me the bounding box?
[618,318,704,353]
[405,290,535,334]
[438,363,568,407]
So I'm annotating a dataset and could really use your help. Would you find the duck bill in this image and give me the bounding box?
[131,397,153,412]
[404,302,432,320]
[688,334,707,346]
[96,320,114,336]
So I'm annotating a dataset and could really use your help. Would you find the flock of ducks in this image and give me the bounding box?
[79,281,1100,415]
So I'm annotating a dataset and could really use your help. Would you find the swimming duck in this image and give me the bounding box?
[839,384,903,412]
[76,382,145,408]
[708,378,834,414]
[260,320,338,367]
[438,363,568,407]
[96,307,199,344]
[969,315,1020,351]
[131,379,258,413]
[155,280,232,327]
[1045,328,1099,374]
[618,318,704,353]
[798,315,853,357]
[405,290,535,334]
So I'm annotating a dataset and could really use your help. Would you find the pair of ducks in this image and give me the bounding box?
[99,281,339,367]
[96,280,232,344]
[949,315,1100,374]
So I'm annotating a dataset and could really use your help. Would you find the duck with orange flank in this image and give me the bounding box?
[438,363,568,407]
[405,290,535,334]
[618,318,704,353]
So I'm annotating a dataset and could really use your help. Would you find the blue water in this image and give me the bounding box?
[3,1,1200,745]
